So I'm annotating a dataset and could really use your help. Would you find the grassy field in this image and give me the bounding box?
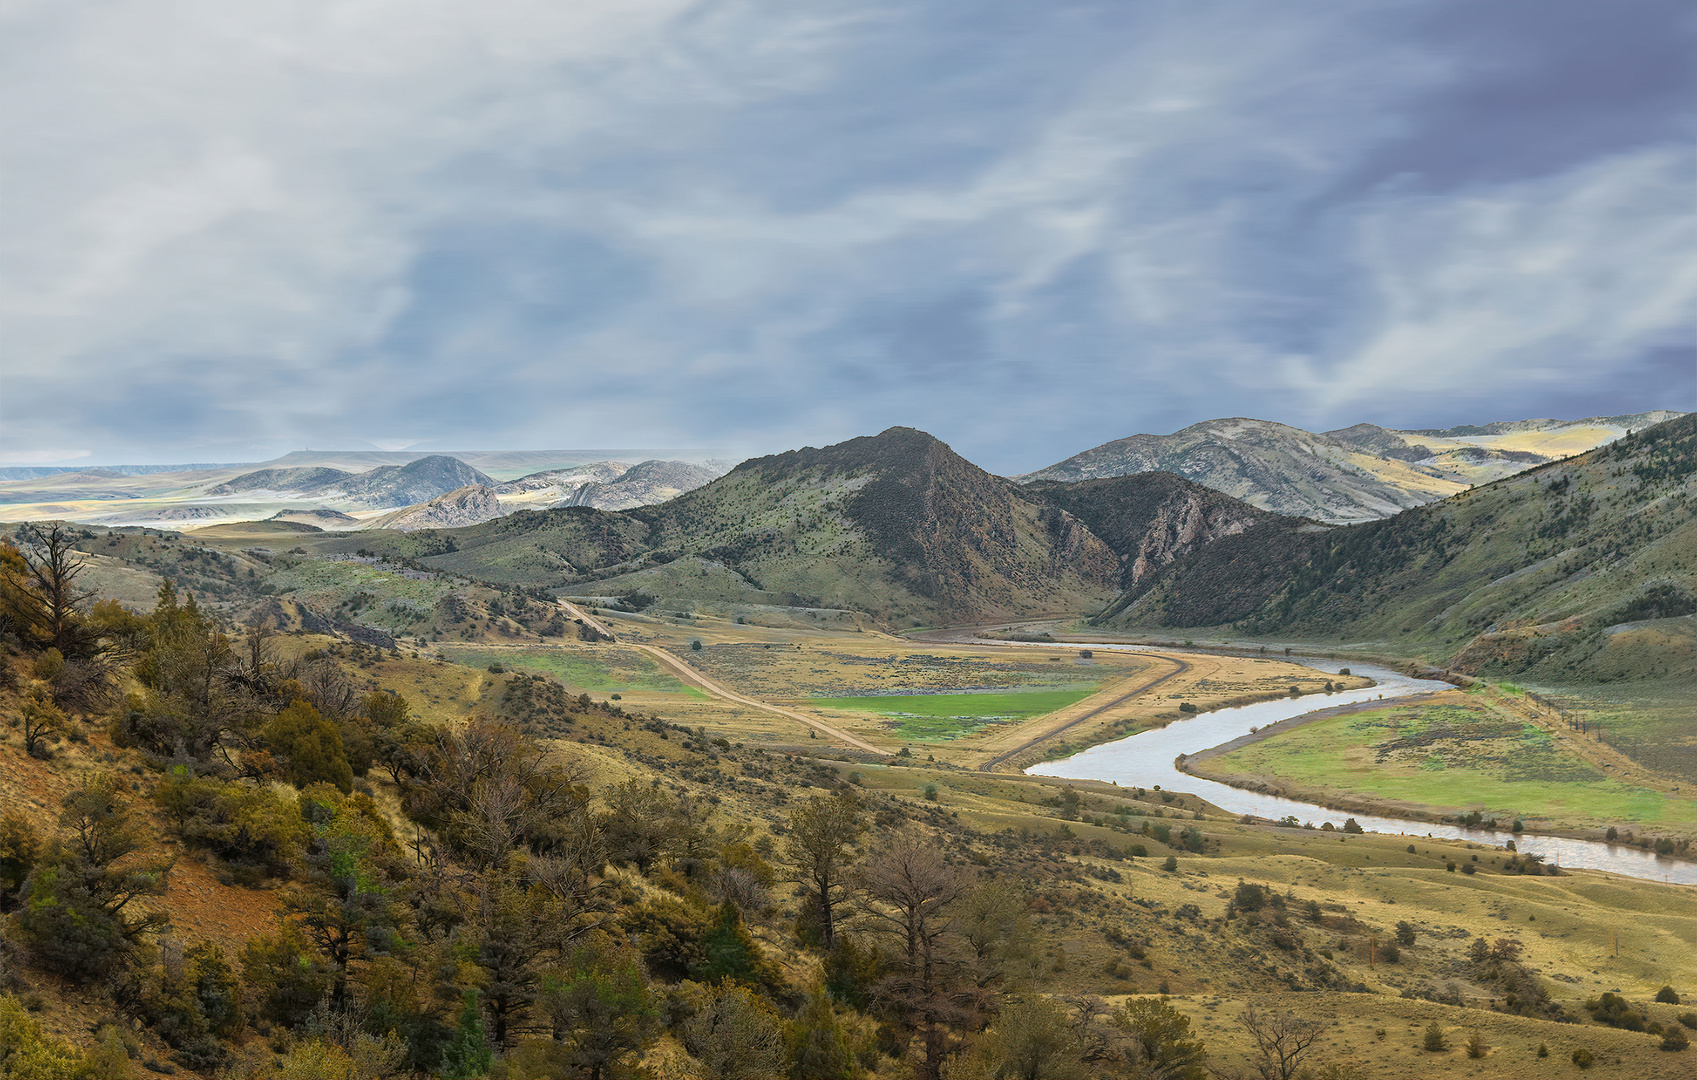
[1196,695,1696,834]
[809,687,1099,739]
[439,644,706,698]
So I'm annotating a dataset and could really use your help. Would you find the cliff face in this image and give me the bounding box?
[1023,472,1272,589]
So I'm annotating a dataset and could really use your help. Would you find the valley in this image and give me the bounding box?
[0,409,1691,1080]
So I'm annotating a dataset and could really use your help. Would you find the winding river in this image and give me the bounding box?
[1025,648,1695,886]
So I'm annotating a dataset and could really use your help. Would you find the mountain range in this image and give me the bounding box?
[333,413,1694,682]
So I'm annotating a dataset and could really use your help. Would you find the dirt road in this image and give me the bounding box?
[554,599,887,755]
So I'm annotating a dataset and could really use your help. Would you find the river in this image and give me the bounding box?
[1024,647,1695,886]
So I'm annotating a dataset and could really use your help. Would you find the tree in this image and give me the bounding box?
[958,995,1089,1080]
[0,811,40,913]
[441,989,494,1079]
[15,775,173,979]
[787,990,854,1080]
[1465,1030,1488,1058]
[682,985,785,1080]
[1422,1021,1447,1052]
[0,993,91,1079]
[541,937,660,1080]
[18,680,67,759]
[282,787,403,1008]
[785,792,863,951]
[1113,996,1208,1079]
[266,700,354,793]
[858,832,972,1080]
[405,716,594,871]
[1,523,95,655]
[1238,1006,1322,1080]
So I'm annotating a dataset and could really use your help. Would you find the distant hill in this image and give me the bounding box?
[559,460,725,511]
[351,428,1123,624]
[269,508,360,528]
[365,485,508,532]
[211,456,494,508]
[1102,413,1697,682]
[1019,411,1684,523]
[498,459,727,511]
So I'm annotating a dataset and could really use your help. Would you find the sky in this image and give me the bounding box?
[2,0,1694,474]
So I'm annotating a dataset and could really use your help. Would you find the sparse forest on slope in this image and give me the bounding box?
[1104,414,1697,683]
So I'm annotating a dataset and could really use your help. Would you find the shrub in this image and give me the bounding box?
[1678,1012,1697,1030]
[1395,921,1416,946]
[1571,1047,1594,1068]
[265,700,353,793]
[1662,1026,1691,1052]
[1656,986,1682,1005]
[1162,856,1178,872]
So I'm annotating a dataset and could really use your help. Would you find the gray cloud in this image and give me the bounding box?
[2,0,1692,472]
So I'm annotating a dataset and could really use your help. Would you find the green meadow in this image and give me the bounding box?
[811,687,1098,740]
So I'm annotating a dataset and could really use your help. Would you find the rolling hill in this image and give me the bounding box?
[1101,413,1697,682]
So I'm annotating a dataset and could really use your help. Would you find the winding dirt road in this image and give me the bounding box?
[554,599,886,755]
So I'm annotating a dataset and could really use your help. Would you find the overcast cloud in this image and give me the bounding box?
[2,0,1692,472]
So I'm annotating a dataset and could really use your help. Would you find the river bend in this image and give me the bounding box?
[1025,648,1694,886]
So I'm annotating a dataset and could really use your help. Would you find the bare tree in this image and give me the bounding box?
[784,790,863,950]
[5,523,95,654]
[858,831,972,1080]
[1236,1006,1322,1080]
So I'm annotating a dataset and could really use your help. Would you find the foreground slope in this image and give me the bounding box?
[1104,413,1697,682]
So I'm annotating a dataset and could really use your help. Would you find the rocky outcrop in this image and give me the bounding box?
[367,484,508,532]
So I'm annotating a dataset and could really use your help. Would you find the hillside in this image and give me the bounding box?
[1019,412,1682,524]
[1103,413,1697,682]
